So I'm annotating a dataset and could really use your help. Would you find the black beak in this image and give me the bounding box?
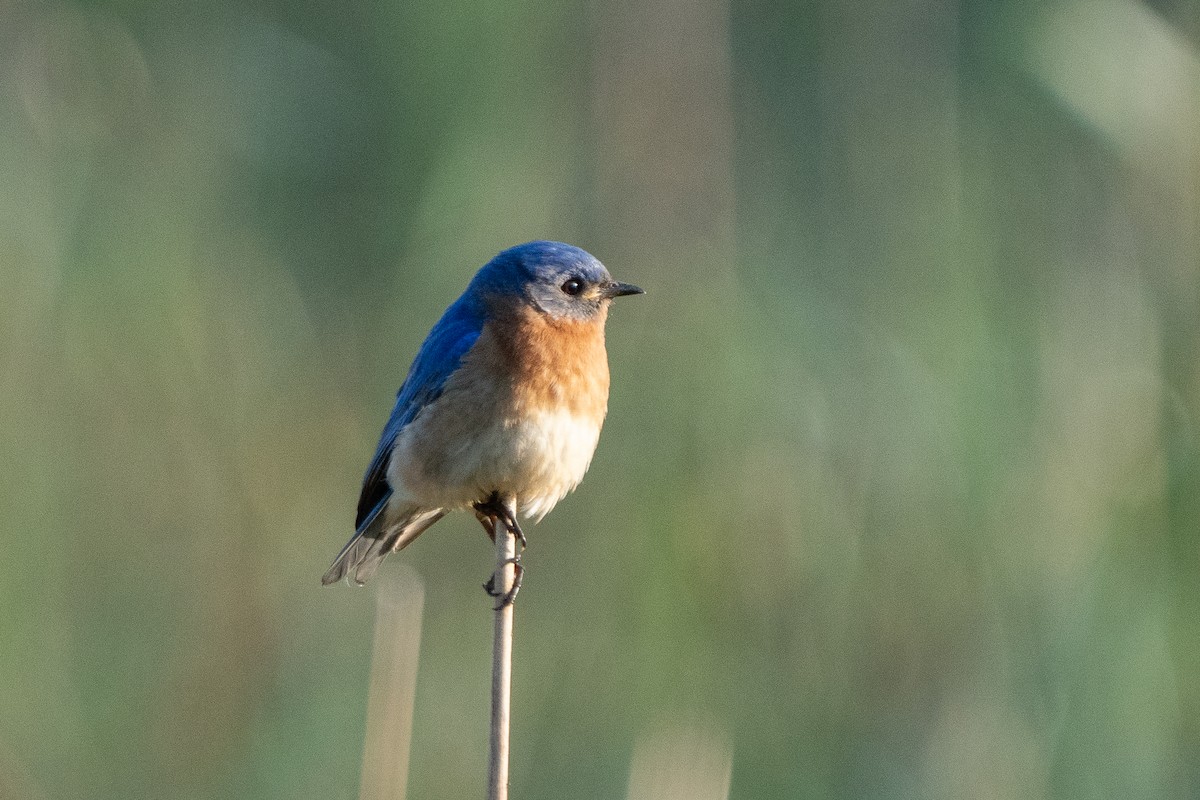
[602,281,645,299]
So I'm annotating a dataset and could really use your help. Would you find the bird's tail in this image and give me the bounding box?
[321,503,446,586]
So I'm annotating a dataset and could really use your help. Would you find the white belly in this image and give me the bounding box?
[390,407,602,521]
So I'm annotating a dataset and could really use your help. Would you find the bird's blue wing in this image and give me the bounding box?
[354,294,484,528]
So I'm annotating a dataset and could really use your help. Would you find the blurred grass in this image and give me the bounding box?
[2,0,1200,798]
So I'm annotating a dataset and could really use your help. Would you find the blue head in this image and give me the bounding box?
[468,241,643,322]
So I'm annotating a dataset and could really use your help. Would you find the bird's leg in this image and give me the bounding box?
[475,492,525,607]
[476,510,497,542]
[473,493,527,551]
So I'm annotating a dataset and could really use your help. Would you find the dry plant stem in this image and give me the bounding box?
[487,498,519,800]
[358,568,425,800]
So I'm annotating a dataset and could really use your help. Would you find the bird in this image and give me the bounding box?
[322,241,643,596]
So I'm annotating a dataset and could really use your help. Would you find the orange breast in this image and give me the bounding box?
[485,304,611,420]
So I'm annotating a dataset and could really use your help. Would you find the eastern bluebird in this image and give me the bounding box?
[322,241,642,589]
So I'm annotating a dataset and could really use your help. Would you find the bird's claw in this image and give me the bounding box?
[475,494,527,607]
[474,496,527,550]
[484,556,524,609]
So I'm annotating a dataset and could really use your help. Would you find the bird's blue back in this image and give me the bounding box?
[355,291,485,527]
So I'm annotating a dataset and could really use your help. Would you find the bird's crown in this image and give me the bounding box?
[468,241,641,322]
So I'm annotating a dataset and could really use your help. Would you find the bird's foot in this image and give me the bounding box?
[473,495,527,550]
[483,556,524,609]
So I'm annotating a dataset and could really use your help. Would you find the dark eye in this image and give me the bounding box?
[561,278,584,296]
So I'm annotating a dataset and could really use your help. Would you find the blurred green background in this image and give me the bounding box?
[3,0,1200,797]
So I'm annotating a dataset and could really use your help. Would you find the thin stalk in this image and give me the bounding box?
[358,567,424,800]
[486,499,518,800]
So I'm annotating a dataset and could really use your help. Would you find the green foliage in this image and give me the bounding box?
[2,0,1199,798]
